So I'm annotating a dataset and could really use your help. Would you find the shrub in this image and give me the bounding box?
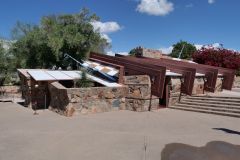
[192,48,240,75]
[75,69,93,88]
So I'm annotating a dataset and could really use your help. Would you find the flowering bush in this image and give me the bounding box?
[192,48,240,74]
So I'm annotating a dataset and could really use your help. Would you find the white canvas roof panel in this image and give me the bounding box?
[27,69,121,87]
[196,73,205,77]
[87,74,122,87]
[46,71,72,80]
[166,71,182,77]
[108,70,119,76]
[28,70,55,81]
[84,60,119,77]
[61,71,81,79]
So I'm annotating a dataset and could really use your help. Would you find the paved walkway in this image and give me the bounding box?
[208,89,240,97]
[0,102,240,160]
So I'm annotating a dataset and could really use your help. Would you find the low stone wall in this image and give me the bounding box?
[169,77,205,106]
[192,78,204,95]
[18,73,31,106]
[169,76,224,106]
[0,85,21,98]
[215,77,223,92]
[234,76,240,88]
[133,47,170,59]
[124,75,159,111]
[49,82,128,116]
[169,77,181,106]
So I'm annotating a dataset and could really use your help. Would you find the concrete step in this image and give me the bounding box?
[174,103,240,114]
[191,95,240,99]
[169,106,240,118]
[185,96,240,103]
[181,99,240,108]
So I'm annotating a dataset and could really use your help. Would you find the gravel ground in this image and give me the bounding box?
[0,102,240,160]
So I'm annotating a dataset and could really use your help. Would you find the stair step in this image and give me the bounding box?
[191,95,240,100]
[180,100,240,108]
[185,97,240,103]
[169,106,240,118]
[174,103,240,114]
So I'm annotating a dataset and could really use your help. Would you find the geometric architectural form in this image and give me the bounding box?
[90,52,167,98]
[89,52,235,107]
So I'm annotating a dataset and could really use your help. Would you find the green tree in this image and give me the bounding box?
[0,42,16,85]
[0,43,6,73]
[170,40,197,59]
[75,69,93,88]
[129,46,142,57]
[11,8,109,69]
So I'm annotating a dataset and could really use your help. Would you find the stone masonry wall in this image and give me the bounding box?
[133,46,170,59]
[215,77,223,92]
[142,48,171,59]
[233,76,240,88]
[124,75,159,111]
[18,73,31,106]
[192,77,204,95]
[169,77,205,106]
[49,82,128,116]
[169,77,181,106]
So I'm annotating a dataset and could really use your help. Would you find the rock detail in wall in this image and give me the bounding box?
[169,78,182,106]
[215,77,223,92]
[124,75,159,111]
[192,78,204,95]
[48,82,128,116]
[133,46,170,59]
[169,77,207,106]
[233,76,240,88]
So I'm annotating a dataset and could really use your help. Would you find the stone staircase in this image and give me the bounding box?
[169,95,240,118]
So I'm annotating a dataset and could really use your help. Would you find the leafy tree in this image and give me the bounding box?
[0,43,6,73]
[11,8,109,69]
[0,42,15,85]
[170,40,197,59]
[129,48,138,56]
[129,46,143,57]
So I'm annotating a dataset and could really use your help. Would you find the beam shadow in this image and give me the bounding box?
[212,128,240,135]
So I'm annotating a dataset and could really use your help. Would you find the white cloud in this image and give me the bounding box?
[100,34,112,43]
[208,0,215,4]
[136,0,174,16]
[159,46,173,54]
[195,43,223,50]
[91,21,122,43]
[195,44,203,50]
[91,21,122,34]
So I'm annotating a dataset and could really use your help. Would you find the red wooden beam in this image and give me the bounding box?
[116,54,196,95]
[90,52,166,98]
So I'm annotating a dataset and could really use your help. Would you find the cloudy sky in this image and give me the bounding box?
[0,0,240,53]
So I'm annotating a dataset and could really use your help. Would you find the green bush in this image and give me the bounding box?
[75,69,93,88]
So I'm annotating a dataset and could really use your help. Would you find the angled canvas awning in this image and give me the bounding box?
[26,70,121,87]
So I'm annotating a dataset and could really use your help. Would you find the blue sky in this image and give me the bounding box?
[0,0,240,53]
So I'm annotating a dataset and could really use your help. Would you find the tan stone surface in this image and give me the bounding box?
[124,75,157,111]
[192,78,204,95]
[1,102,240,160]
[49,82,128,116]
[234,76,240,88]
